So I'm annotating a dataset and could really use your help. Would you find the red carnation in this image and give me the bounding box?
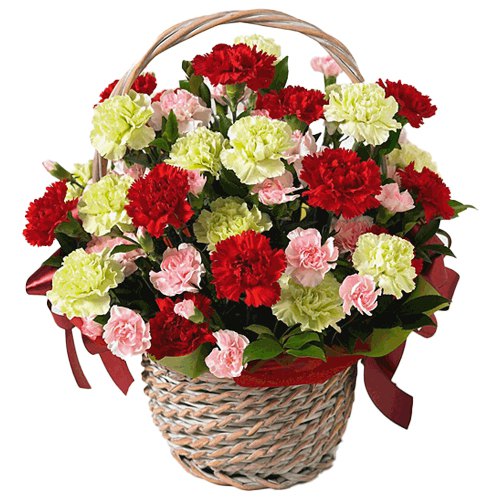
[98,72,157,103]
[192,43,276,91]
[300,148,382,219]
[211,231,286,308]
[399,164,453,222]
[125,163,193,238]
[256,86,326,124]
[23,181,77,246]
[377,79,437,128]
[149,293,215,358]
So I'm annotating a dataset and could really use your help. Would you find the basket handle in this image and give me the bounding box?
[92,9,364,180]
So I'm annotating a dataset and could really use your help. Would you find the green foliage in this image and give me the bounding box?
[268,56,288,91]
[243,337,283,364]
[154,344,212,378]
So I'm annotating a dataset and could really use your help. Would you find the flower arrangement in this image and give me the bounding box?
[25,32,471,428]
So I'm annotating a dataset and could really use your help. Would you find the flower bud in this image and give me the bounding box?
[43,160,72,181]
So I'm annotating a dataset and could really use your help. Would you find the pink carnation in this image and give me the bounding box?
[186,170,207,196]
[339,274,381,315]
[310,55,343,77]
[205,330,250,378]
[173,299,196,320]
[103,306,151,359]
[333,216,374,253]
[285,228,339,287]
[376,183,415,213]
[283,129,318,179]
[113,161,148,180]
[150,89,211,134]
[251,171,299,206]
[250,108,271,118]
[79,317,103,340]
[150,243,205,296]
[86,235,145,277]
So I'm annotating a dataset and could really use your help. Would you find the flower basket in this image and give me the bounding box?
[142,356,356,489]
[25,8,471,492]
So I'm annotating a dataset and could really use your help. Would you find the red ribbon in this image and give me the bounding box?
[26,255,133,394]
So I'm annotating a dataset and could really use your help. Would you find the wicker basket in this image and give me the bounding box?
[93,8,364,490]
[142,356,357,490]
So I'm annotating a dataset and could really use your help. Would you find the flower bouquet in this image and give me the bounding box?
[25,10,471,491]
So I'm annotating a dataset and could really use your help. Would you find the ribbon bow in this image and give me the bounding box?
[26,255,133,394]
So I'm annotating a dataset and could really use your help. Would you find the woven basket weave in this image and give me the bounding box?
[142,356,357,490]
[95,8,364,490]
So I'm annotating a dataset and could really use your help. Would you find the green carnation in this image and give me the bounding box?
[234,34,281,61]
[352,233,416,299]
[272,274,345,332]
[324,83,401,146]
[193,196,271,251]
[78,174,134,236]
[387,142,438,173]
[65,161,93,200]
[169,127,226,176]
[90,91,155,161]
[47,249,125,319]
[220,116,293,185]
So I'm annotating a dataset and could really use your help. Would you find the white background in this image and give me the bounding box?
[1,0,499,498]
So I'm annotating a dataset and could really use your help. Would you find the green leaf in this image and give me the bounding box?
[54,213,88,240]
[244,324,274,337]
[179,79,190,92]
[199,82,211,106]
[287,344,326,361]
[243,338,283,364]
[283,331,320,350]
[268,56,288,91]
[218,168,248,197]
[110,244,141,256]
[150,138,171,151]
[189,74,204,95]
[154,343,212,378]
[360,326,412,358]
[421,244,456,258]
[400,295,449,316]
[449,200,476,217]
[283,114,307,133]
[400,314,436,331]
[182,60,194,78]
[42,254,64,268]
[414,219,440,245]
[164,110,179,143]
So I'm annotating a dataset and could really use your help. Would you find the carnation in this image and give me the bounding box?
[234,34,281,60]
[148,293,214,358]
[23,181,77,247]
[324,83,401,145]
[310,55,342,77]
[210,231,286,307]
[333,215,374,253]
[149,88,211,134]
[283,129,318,178]
[125,163,193,238]
[387,142,438,172]
[251,171,299,206]
[78,174,134,236]
[377,79,437,128]
[90,92,155,161]
[205,330,250,378]
[192,43,276,91]
[255,86,326,124]
[169,127,226,176]
[103,306,151,359]
[47,248,125,319]
[99,73,157,103]
[193,197,271,251]
[272,273,345,332]
[220,115,293,184]
[399,164,454,222]
[352,233,417,299]
[300,148,381,218]
[65,161,93,200]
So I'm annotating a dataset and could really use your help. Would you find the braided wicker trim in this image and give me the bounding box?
[142,356,357,490]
